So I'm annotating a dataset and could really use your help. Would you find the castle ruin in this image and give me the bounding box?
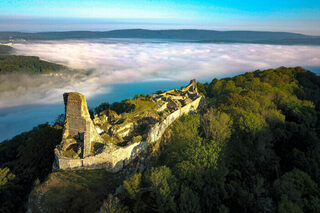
[54,80,203,172]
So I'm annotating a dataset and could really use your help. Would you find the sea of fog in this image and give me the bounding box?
[1,39,320,141]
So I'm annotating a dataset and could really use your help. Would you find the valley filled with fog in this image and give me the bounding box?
[1,39,320,141]
[4,39,320,107]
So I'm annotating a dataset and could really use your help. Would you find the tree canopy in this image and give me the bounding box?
[0,55,65,74]
[1,66,320,212]
[119,67,320,212]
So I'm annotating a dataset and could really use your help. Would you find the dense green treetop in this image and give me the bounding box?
[120,67,320,213]
[0,124,62,212]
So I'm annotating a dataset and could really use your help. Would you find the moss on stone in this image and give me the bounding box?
[63,148,78,158]
[132,135,143,143]
[66,135,76,140]
[101,133,120,145]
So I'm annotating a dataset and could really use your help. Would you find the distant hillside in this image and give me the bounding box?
[0,55,66,74]
[0,29,319,45]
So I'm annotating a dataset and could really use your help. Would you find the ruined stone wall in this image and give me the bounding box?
[55,141,148,172]
[110,141,147,172]
[55,96,203,172]
[147,96,202,143]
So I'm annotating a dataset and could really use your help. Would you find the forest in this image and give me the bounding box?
[0,67,320,212]
[0,54,65,74]
[0,124,62,212]
[110,66,320,213]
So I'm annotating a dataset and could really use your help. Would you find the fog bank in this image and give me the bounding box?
[1,39,320,108]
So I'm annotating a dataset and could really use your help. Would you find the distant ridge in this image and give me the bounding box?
[1,29,320,45]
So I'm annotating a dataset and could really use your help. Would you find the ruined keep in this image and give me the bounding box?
[60,93,103,158]
[54,80,204,172]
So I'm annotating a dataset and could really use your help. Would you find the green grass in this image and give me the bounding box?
[123,98,159,120]
[62,148,78,158]
[132,135,143,143]
[101,133,121,145]
[96,97,159,148]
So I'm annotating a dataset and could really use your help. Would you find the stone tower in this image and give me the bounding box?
[61,92,102,158]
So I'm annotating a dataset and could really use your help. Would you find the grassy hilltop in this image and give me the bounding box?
[1,67,320,212]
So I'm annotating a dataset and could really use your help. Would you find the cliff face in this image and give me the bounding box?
[54,80,204,172]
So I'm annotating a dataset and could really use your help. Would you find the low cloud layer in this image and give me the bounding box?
[1,39,320,108]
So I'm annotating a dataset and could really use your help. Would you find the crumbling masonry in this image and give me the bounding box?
[54,80,204,172]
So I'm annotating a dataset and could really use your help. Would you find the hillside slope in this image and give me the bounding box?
[1,67,320,212]
[110,66,320,213]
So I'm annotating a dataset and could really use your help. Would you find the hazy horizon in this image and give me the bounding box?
[0,17,319,36]
[1,25,319,37]
[1,0,320,35]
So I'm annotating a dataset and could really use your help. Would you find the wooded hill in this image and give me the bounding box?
[0,55,66,74]
[116,66,320,213]
[0,45,66,74]
[0,29,319,45]
[1,67,320,212]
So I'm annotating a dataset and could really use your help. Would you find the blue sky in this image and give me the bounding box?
[0,0,320,34]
